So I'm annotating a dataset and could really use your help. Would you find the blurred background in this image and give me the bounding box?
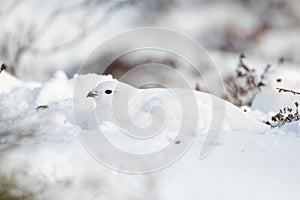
[0,0,299,86]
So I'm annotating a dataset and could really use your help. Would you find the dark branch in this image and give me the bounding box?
[0,63,8,74]
[276,88,300,95]
[238,53,250,72]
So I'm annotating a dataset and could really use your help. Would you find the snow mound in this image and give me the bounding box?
[0,72,155,200]
[0,70,299,200]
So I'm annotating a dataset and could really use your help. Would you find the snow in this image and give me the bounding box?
[252,66,300,113]
[1,67,300,199]
[0,71,40,93]
[1,0,300,198]
[158,131,300,200]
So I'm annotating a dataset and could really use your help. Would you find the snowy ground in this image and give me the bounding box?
[0,57,300,199]
[1,1,300,199]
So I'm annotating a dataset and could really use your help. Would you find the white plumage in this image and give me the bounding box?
[87,80,268,134]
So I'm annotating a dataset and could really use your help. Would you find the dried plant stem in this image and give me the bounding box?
[0,63,8,74]
[276,88,300,95]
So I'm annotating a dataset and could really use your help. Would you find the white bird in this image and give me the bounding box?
[86,80,268,136]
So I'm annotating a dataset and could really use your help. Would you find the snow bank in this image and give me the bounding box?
[0,70,300,200]
[0,72,156,200]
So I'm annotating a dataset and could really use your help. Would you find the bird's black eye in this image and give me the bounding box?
[105,90,112,94]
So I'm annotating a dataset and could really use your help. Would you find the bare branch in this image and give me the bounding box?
[0,0,23,18]
[225,54,270,106]
[276,88,300,95]
[30,0,137,55]
[238,53,250,72]
[33,0,111,42]
[0,0,138,76]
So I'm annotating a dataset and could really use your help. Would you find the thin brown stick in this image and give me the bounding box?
[276,87,300,95]
[238,54,250,72]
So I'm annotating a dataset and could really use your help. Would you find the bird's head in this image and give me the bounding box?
[87,80,134,100]
[87,80,118,98]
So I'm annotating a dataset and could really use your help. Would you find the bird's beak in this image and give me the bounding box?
[87,91,98,98]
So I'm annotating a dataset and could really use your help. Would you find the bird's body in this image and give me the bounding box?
[87,80,268,134]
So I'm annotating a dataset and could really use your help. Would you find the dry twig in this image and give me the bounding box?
[0,63,8,74]
[276,88,300,95]
[264,102,300,128]
[225,54,270,106]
